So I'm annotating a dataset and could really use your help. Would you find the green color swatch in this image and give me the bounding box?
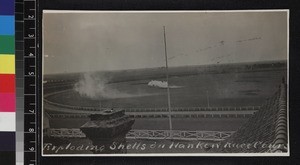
[0,35,15,54]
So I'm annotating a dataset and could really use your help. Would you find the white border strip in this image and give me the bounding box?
[286,9,290,155]
[43,153,289,157]
[43,9,289,13]
[42,9,289,157]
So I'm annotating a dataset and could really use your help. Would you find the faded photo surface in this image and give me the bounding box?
[42,11,288,156]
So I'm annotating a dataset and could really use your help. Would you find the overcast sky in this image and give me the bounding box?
[43,11,288,74]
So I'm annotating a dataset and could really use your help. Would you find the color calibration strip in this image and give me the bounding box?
[0,0,16,164]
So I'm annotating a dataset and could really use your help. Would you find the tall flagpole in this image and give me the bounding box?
[163,26,173,136]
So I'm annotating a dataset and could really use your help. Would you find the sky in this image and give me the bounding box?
[43,11,288,74]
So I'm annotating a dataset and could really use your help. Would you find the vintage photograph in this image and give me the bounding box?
[42,10,288,156]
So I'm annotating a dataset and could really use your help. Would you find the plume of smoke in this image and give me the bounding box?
[147,80,184,89]
[148,80,168,88]
[74,72,132,99]
[74,73,169,100]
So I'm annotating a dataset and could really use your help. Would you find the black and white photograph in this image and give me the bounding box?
[42,10,289,156]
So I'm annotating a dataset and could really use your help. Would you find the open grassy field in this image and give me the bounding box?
[44,61,286,131]
[45,69,286,108]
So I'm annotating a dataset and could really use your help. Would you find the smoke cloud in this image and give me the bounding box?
[74,73,133,99]
[147,80,184,89]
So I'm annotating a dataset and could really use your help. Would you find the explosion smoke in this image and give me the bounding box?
[74,73,132,99]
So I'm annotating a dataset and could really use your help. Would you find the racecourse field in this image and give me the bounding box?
[44,62,287,132]
[45,69,286,108]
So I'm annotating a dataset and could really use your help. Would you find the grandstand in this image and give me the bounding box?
[211,81,288,153]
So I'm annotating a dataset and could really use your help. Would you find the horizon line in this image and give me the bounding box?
[43,59,287,76]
